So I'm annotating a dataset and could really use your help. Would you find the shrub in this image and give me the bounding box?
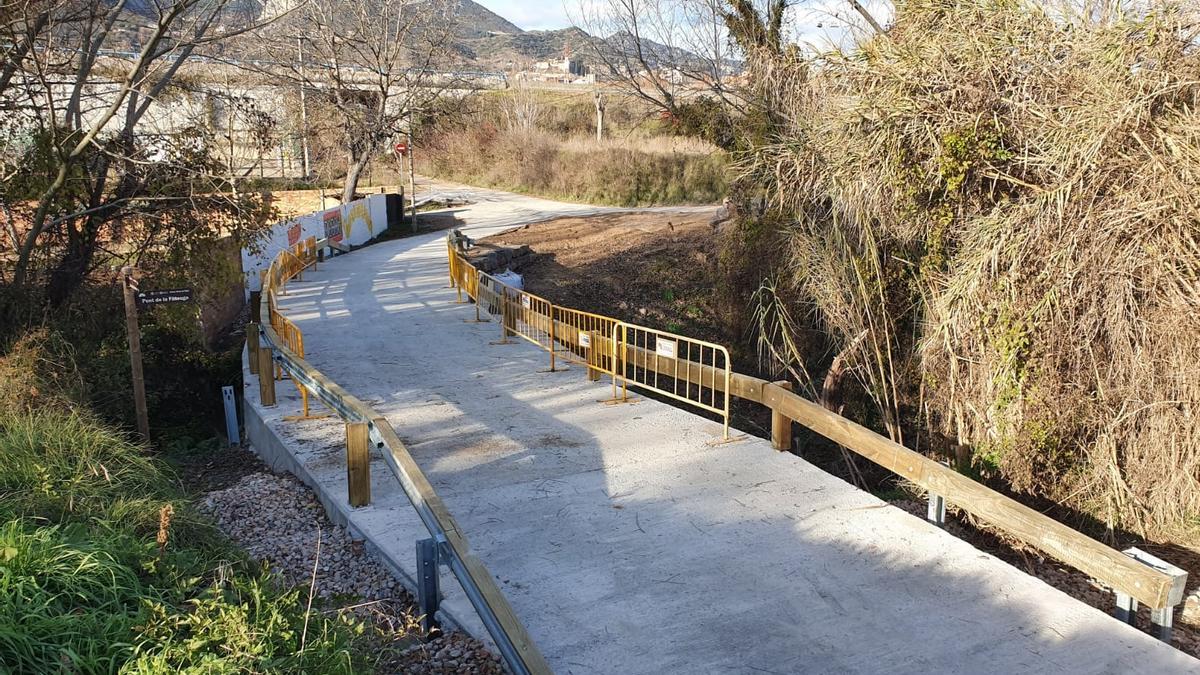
[743,0,1200,541]
[0,344,370,672]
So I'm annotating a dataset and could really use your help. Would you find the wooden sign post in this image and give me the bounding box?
[120,267,195,443]
[121,267,151,442]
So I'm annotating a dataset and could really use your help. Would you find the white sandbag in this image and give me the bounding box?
[493,268,523,291]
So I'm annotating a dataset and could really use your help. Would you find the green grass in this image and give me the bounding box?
[0,406,369,674]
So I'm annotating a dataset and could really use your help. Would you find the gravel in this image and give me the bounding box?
[201,470,504,673]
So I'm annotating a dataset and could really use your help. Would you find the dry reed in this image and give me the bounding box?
[744,0,1200,542]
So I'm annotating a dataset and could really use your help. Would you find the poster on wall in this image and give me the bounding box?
[323,209,343,243]
[287,221,301,246]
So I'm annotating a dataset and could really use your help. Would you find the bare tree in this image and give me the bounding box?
[577,0,746,117]
[263,0,459,203]
[577,0,888,130]
[501,81,544,134]
[1,0,273,300]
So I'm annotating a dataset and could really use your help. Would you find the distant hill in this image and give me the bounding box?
[466,27,596,67]
[451,0,524,38]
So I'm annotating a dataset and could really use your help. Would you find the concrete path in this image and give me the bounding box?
[258,187,1197,673]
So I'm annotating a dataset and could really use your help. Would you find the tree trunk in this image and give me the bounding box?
[343,152,369,203]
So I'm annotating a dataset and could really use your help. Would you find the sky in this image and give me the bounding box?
[474,0,894,51]
[477,0,575,31]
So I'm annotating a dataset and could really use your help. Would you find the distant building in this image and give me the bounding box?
[532,57,584,76]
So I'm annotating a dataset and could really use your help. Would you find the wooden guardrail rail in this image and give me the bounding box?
[254,240,552,675]
[447,242,1188,636]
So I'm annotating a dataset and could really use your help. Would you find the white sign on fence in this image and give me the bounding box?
[656,339,677,359]
[521,295,532,309]
[579,333,592,348]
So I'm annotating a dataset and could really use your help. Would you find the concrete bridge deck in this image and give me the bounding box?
[246,186,1197,673]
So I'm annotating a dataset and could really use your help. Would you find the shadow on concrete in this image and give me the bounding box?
[270,213,1195,674]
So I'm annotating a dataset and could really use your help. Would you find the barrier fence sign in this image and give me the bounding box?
[579,333,591,348]
[136,288,193,307]
[655,339,677,359]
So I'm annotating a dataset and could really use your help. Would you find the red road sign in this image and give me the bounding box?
[394,142,409,156]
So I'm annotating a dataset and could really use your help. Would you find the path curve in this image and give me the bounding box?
[263,186,1196,674]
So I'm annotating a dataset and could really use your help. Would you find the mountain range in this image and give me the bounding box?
[448,0,694,71]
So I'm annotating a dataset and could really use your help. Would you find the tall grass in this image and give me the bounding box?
[420,90,728,206]
[422,126,727,206]
[0,338,368,673]
[741,0,1200,542]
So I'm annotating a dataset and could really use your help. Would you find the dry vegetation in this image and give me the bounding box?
[742,0,1200,543]
[419,89,728,206]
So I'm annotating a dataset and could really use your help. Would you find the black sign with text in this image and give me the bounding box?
[136,288,193,307]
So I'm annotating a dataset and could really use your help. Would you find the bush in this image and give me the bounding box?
[743,0,1200,541]
[0,343,370,672]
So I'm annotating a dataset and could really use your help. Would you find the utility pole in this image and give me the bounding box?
[121,267,150,442]
[297,36,312,179]
[407,126,417,233]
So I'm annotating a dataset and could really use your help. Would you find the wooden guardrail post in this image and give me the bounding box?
[346,421,371,507]
[771,380,793,451]
[257,346,276,406]
[247,322,260,375]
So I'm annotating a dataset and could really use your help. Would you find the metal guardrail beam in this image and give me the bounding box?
[258,244,552,675]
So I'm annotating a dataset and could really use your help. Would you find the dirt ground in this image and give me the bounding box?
[479,211,1200,658]
[480,210,726,343]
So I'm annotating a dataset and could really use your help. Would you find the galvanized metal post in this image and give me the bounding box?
[927,460,949,526]
[1114,591,1137,625]
[416,537,441,634]
[222,386,239,446]
[1118,547,1187,643]
[927,492,946,526]
[1150,606,1174,643]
